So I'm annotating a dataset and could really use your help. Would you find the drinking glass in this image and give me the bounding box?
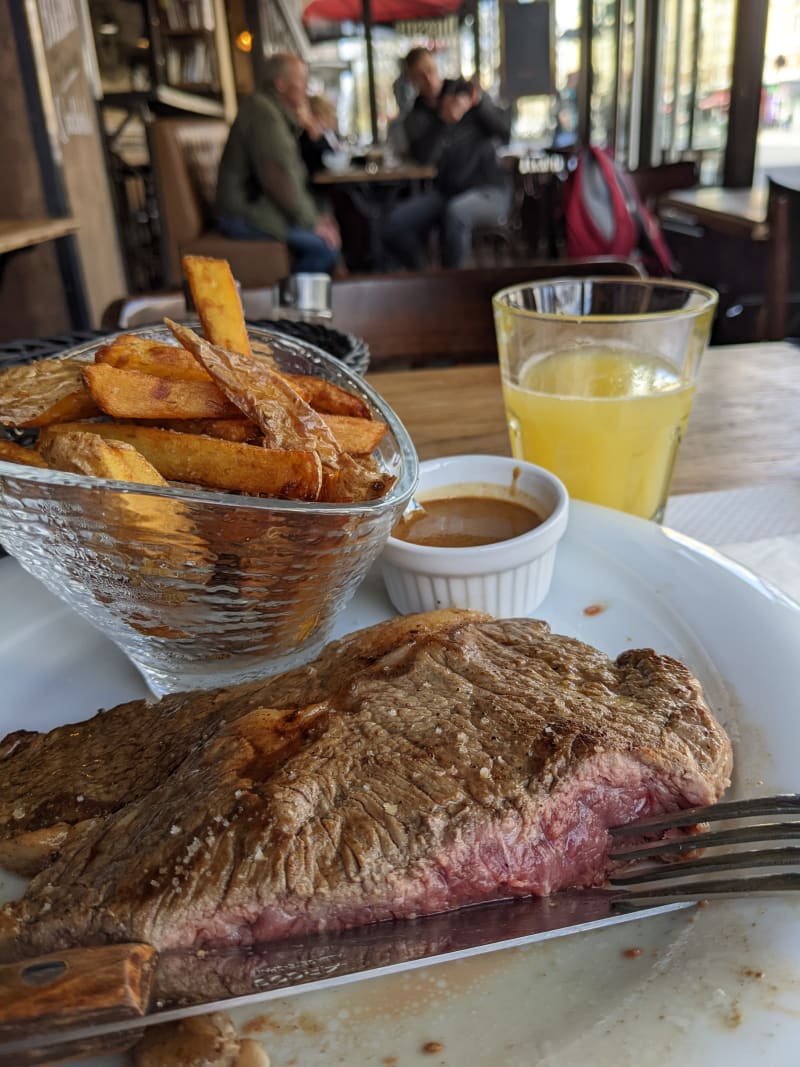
[492,277,718,521]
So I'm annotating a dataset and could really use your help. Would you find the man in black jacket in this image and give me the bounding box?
[383,54,512,269]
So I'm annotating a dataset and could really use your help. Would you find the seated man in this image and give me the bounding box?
[383,58,512,269]
[216,53,340,274]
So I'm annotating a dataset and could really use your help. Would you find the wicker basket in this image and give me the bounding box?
[251,318,370,376]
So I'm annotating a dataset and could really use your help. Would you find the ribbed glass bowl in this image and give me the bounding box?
[0,326,418,694]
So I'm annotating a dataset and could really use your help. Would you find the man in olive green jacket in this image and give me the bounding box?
[217,53,340,273]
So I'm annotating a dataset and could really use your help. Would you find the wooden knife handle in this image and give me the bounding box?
[0,942,156,1036]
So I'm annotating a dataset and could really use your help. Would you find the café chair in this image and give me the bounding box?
[149,118,290,290]
[761,177,800,342]
[330,259,645,370]
[705,177,799,345]
[101,287,279,331]
[102,260,644,368]
[101,291,186,331]
[629,160,700,213]
[470,156,527,267]
[470,155,571,266]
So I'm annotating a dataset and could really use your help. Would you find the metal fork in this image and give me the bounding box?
[608,793,800,908]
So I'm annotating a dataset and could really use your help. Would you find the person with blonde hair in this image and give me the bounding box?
[308,94,338,131]
[299,93,345,177]
[216,53,340,272]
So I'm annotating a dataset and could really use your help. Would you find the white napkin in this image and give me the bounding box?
[717,536,800,603]
[665,485,800,605]
[664,483,800,545]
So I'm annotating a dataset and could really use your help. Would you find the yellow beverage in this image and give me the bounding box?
[502,348,695,519]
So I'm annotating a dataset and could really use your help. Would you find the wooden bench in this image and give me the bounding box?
[150,118,289,290]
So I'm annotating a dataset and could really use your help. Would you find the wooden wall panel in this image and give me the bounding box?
[32,0,127,326]
[0,0,70,342]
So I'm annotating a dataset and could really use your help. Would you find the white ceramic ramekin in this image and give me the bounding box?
[381,454,569,616]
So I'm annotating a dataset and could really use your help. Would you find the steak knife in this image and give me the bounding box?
[0,893,685,1066]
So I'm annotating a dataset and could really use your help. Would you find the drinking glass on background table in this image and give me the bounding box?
[492,277,718,522]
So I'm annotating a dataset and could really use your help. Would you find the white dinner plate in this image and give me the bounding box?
[2,499,800,1067]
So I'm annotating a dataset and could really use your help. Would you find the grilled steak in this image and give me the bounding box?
[0,611,732,960]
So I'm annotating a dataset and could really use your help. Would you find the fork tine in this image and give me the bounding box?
[606,793,800,906]
[609,794,800,836]
[611,845,800,885]
[609,821,800,860]
[612,871,800,909]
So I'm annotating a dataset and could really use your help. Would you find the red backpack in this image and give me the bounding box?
[563,146,677,276]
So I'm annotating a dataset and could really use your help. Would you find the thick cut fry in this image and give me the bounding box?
[320,453,396,503]
[40,429,195,541]
[0,439,49,468]
[0,358,98,428]
[152,418,262,443]
[182,255,252,357]
[41,431,209,619]
[166,413,388,456]
[321,414,387,455]
[82,363,240,420]
[40,421,323,500]
[284,374,372,420]
[42,430,169,488]
[155,418,384,456]
[97,341,371,423]
[167,321,340,469]
[95,336,211,382]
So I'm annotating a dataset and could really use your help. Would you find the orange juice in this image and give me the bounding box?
[502,348,694,519]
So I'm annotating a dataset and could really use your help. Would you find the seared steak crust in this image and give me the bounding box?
[0,611,732,959]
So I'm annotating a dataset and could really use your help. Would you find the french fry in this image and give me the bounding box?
[320,454,396,503]
[321,414,387,455]
[40,421,323,500]
[41,431,210,629]
[0,439,49,468]
[166,321,340,469]
[155,412,383,455]
[97,337,375,425]
[157,412,384,458]
[41,430,197,551]
[95,335,212,383]
[82,363,241,420]
[284,374,372,420]
[152,418,262,443]
[182,255,252,357]
[41,430,169,488]
[0,358,98,428]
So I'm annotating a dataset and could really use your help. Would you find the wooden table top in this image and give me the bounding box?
[367,342,800,497]
[659,186,769,240]
[0,217,78,256]
[313,165,436,186]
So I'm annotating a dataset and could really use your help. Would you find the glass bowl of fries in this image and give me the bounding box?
[0,325,418,695]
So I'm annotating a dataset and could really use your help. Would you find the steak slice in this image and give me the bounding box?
[0,611,732,961]
[0,611,462,875]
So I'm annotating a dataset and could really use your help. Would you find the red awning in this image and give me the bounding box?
[698,89,730,111]
[303,0,464,23]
